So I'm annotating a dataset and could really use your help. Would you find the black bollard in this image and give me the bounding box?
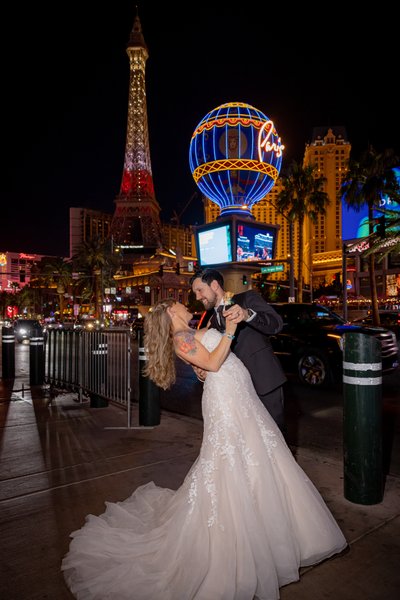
[138,328,160,426]
[2,325,15,379]
[342,331,383,505]
[29,323,45,386]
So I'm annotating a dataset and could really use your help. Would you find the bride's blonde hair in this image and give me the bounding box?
[142,298,177,390]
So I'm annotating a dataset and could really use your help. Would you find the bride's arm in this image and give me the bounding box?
[173,327,236,372]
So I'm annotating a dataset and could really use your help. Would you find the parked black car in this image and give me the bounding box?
[351,309,400,340]
[13,319,42,343]
[268,303,399,388]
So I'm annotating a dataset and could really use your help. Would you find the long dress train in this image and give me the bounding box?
[62,328,347,599]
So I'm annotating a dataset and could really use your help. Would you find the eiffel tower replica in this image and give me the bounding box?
[111,11,162,262]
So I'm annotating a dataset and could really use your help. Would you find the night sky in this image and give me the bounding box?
[3,1,399,256]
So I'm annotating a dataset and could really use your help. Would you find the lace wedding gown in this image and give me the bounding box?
[62,329,347,600]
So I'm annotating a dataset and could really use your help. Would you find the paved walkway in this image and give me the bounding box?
[0,378,399,599]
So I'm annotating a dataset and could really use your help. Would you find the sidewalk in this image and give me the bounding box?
[0,378,399,600]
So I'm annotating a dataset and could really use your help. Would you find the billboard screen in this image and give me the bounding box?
[342,166,400,241]
[196,222,233,266]
[236,221,277,262]
[194,217,279,267]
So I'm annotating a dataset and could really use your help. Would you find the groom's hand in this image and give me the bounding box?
[193,365,207,382]
[223,303,247,323]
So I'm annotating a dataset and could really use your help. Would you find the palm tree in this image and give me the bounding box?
[341,146,399,325]
[15,285,39,318]
[276,161,330,302]
[41,257,73,319]
[73,237,120,319]
[0,290,14,320]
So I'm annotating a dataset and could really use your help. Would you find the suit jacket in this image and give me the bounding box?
[209,290,287,396]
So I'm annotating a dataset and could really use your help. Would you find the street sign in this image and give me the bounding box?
[261,265,284,273]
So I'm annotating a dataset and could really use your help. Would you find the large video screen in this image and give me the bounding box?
[236,221,277,262]
[342,166,400,241]
[196,223,233,266]
[194,218,278,266]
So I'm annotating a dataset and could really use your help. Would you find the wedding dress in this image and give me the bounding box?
[62,328,347,600]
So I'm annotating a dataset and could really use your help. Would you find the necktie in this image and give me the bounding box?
[216,305,225,331]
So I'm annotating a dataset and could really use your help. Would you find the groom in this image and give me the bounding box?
[190,268,287,431]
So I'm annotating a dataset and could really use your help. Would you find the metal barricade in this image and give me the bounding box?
[45,328,132,425]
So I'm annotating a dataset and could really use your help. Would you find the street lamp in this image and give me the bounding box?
[342,243,348,321]
[301,259,313,302]
[288,219,296,302]
[267,201,296,301]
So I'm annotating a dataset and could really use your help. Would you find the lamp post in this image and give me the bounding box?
[288,219,296,302]
[94,269,104,322]
[301,260,313,302]
[268,201,296,302]
[342,243,348,321]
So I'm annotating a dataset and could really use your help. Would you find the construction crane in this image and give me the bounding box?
[170,192,200,226]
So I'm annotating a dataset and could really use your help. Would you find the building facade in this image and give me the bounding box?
[69,207,112,258]
[0,251,48,292]
[302,127,351,291]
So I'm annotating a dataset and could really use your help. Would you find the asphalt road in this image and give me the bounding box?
[283,369,400,477]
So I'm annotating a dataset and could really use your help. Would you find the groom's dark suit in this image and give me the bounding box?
[209,290,287,428]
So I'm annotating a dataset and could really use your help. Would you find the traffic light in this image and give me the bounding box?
[242,274,248,285]
[175,263,180,275]
[158,265,164,277]
[377,216,386,238]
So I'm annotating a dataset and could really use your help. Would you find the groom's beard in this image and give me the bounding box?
[201,293,219,311]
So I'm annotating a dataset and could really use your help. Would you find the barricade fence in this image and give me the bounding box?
[45,329,132,424]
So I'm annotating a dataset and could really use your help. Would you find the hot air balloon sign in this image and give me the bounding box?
[189,102,284,218]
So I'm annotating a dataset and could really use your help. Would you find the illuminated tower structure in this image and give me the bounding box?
[304,127,350,254]
[303,127,351,287]
[111,13,162,259]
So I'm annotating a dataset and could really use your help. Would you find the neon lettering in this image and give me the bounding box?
[258,120,285,161]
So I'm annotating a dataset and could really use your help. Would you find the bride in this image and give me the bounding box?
[62,298,347,600]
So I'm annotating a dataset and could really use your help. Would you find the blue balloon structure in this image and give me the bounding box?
[189,102,284,218]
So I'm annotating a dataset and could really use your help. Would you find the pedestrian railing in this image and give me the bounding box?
[45,328,132,416]
[2,325,161,429]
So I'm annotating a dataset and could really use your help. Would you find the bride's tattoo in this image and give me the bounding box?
[174,331,197,355]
